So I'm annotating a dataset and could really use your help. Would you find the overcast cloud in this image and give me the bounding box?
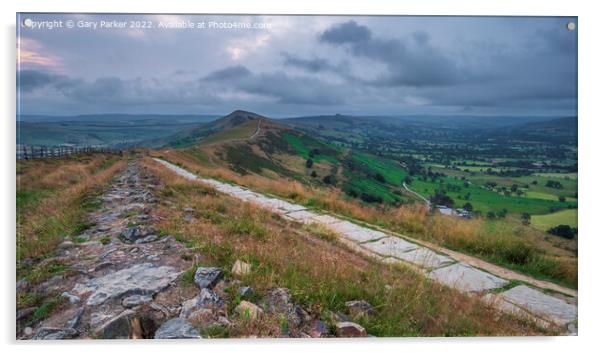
[17,14,577,117]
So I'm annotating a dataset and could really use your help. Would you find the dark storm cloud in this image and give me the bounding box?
[17,70,76,92]
[20,69,221,109]
[201,65,346,105]
[281,53,333,73]
[204,65,251,81]
[319,20,372,44]
[319,20,462,87]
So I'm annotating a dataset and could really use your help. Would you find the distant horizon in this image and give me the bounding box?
[17,111,576,120]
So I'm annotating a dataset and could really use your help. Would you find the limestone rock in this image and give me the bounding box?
[193,267,223,289]
[33,327,78,340]
[73,262,180,306]
[154,318,201,339]
[335,321,367,337]
[65,307,85,329]
[93,309,135,339]
[231,260,252,277]
[345,300,375,319]
[309,320,329,338]
[235,300,263,321]
[238,286,255,299]
[122,294,153,308]
[180,289,222,318]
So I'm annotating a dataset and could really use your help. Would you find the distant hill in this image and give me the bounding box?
[482,117,577,145]
[19,114,219,124]
[165,110,419,206]
[159,110,266,148]
[16,114,220,147]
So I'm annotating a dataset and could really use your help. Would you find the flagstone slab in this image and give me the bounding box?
[360,236,420,258]
[500,285,577,325]
[284,210,321,224]
[327,221,387,243]
[313,214,341,225]
[394,247,454,269]
[428,263,509,292]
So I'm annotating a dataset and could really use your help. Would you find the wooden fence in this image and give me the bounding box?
[17,145,122,160]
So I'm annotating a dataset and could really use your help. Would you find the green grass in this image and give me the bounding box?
[282,132,340,163]
[531,209,578,231]
[16,189,54,214]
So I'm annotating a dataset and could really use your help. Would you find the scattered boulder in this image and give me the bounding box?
[345,300,375,319]
[231,260,252,277]
[265,288,311,329]
[93,309,135,339]
[235,301,263,321]
[122,294,153,308]
[154,318,201,339]
[238,286,255,300]
[121,226,156,243]
[33,327,78,340]
[121,227,141,242]
[194,267,223,289]
[180,289,222,318]
[335,321,367,337]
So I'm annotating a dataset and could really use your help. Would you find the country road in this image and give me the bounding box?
[153,157,578,333]
[403,182,430,207]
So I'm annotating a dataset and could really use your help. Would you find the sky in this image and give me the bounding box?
[17,14,577,118]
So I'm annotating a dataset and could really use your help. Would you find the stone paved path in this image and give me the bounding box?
[154,158,578,333]
[18,160,221,339]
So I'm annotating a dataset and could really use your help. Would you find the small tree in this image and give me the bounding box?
[374,173,386,183]
[310,171,317,178]
[306,158,314,168]
[559,196,566,202]
[521,212,531,225]
[403,175,413,185]
[462,202,473,212]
